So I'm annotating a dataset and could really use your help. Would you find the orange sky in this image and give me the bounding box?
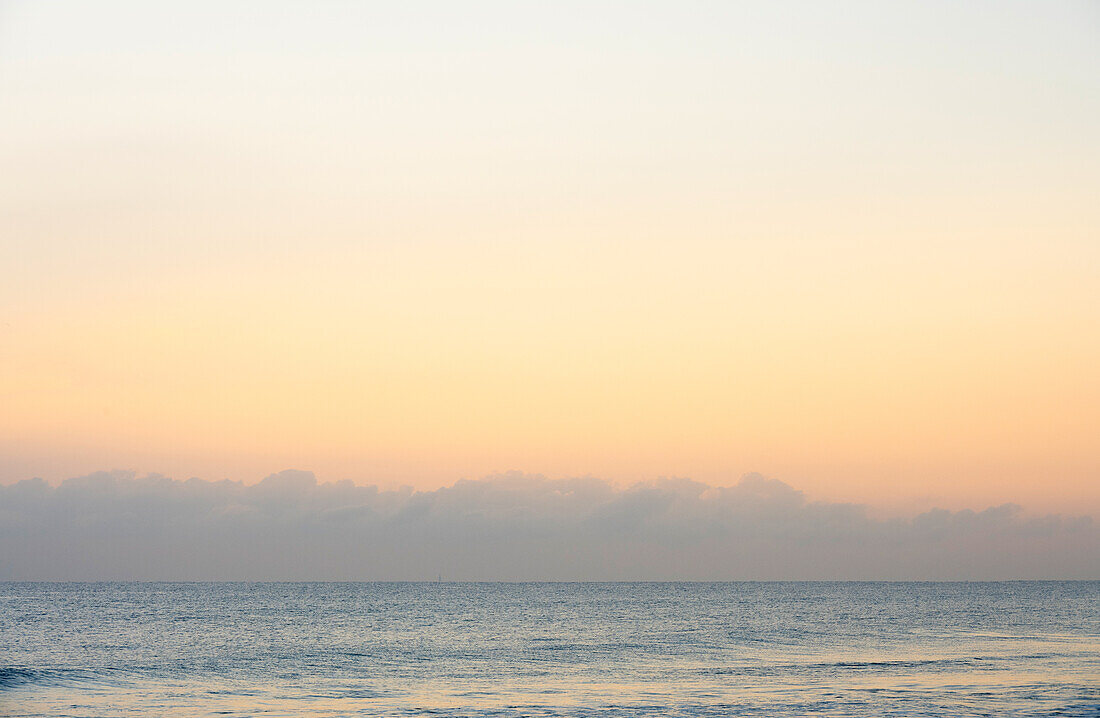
[2,2,1098,515]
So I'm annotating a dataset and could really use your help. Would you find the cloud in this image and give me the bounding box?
[0,471,1095,580]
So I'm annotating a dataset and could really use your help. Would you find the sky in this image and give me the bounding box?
[2,1,1099,518]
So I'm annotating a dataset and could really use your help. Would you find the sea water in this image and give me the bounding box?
[1,582,1097,717]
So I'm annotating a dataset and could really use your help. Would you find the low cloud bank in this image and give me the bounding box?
[1,471,1096,580]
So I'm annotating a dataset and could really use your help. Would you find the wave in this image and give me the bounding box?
[0,667,126,690]
[701,655,1011,676]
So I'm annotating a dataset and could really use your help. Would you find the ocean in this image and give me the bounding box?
[1,582,1097,717]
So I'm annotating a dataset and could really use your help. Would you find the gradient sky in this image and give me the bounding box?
[2,1,1098,515]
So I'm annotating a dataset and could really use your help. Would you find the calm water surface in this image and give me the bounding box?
[1,582,1097,717]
